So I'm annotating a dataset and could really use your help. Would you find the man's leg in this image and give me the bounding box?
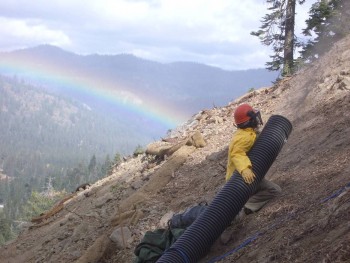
[244,178,282,213]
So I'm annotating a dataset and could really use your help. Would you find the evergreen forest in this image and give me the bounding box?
[0,75,132,244]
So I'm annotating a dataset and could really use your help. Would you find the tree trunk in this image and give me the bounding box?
[283,0,296,76]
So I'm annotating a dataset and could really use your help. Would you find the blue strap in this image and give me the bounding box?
[208,231,263,263]
[165,247,190,263]
[320,181,350,203]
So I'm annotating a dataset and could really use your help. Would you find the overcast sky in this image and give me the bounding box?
[0,0,317,70]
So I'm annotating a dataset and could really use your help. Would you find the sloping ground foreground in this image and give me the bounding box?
[1,35,350,263]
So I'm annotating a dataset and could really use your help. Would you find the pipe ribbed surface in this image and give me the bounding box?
[157,115,293,263]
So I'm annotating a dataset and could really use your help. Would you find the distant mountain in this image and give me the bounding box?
[0,45,278,180]
[0,45,278,117]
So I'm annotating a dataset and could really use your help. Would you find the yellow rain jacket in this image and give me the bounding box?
[226,127,257,181]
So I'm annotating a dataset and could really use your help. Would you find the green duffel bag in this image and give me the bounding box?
[133,228,185,263]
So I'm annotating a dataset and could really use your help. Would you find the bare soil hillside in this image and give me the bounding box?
[1,35,350,263]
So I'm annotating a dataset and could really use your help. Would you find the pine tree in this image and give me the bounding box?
[113,153,122,166]
[0,211,15,244]
[251,0,305,76]
[21,190,65,221]
[101,155,112,176]
[300,0,350,62]
[283,0,296,76]
[88,155,97,181]
[88,155,97,174]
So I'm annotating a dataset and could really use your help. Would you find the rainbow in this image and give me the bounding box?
[0,52,191,130]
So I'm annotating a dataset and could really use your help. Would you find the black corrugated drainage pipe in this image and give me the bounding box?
[157,115,293,263]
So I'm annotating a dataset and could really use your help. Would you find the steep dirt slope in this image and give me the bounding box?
[211,35,350,263]
[1,35,350,263]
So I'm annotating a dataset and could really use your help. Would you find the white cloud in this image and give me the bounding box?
[0,0,318,70]
[0,17,71,50]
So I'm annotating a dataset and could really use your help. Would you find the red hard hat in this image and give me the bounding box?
[234,103,254,125]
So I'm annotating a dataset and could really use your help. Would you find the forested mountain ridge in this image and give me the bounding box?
[0,76,138,242]
[0,45,278,115]
[0,75,150,178]
[0,74,154,220]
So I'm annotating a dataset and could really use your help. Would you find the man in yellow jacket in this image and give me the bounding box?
[226,103,281,214]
